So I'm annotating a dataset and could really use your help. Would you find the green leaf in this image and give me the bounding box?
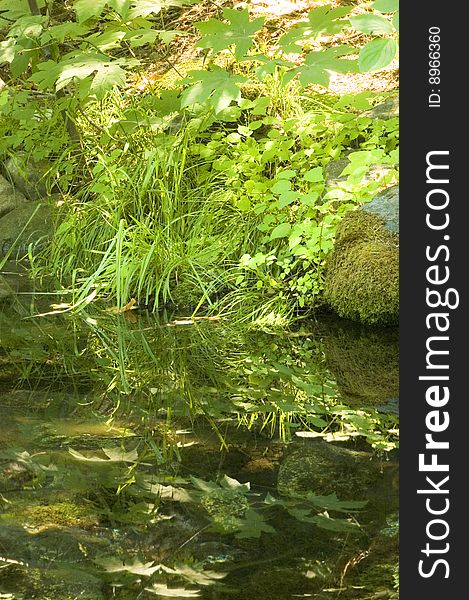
[8,15,46,39]
[0,39,16,64]
[180,67,246,114]
[235,509,276,538]
[74,0,107,22]
[271,179,291,194]
[311,513,360,533]
[30,53,133,98]
[373,0,399,12]
[358,38,397,71]
[303,167,323,182]
[294,47,358,88]
[108,0,132,18]
[42,23,88,44]
[220,475,251,493]
[392,12,399,31]
[123,29,159,47]
[279,4,351,51]
[0,0,45,23]
[129,0,196,19]
[196,8,265,60]
[270,222,292,240]
[277,191,298,208]
[307,493,368,513]
[349,14,393,35]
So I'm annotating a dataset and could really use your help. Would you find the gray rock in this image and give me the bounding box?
[363,185,399,233]
[0,201,52,257]
[277,441,378,500]
[363,96,399,120]
[3,153,52,201]
[0,174,28,219]
[325,155,393,189]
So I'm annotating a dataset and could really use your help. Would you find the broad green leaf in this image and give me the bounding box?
[294,47,358,88]
[74,0,107,22]
[307,493,368,513]
[235,509,276,538]
[196,8,265,60]
[31,54,133,98]
[10,43,33,77]
[270,222,292,240]
[180,67,246,114]
[392,12,399,31]
[8,15,46,39]
[42,23,88,44]
[108,0,132,18]
[307,4,352,35]
[0,0,45,22]
[86,29,127,51]
[220,475,250,493]
[123,29,159,47]
[277,191,298,208]
[359,38,397,71]
[190,476,220,493]
[0,39,16,64]
[129,0,197,19]
[312,513,360,532]
[271,179,291,194]
[279,5,351,52]
[303,167,323,182]
[249,54,294,79]
[373,0,398,12]
[349,14,393,35]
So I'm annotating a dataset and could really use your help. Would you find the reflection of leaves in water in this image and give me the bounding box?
[68,447,139,463]
[235,508,276,539]
[145,582,201,597]
[95,556,161,576]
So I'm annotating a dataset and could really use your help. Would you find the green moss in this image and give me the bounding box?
[323,324,399,406]
[324,211,399,326]
[2,499,98,530]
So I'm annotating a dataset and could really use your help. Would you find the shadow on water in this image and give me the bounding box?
[0,267,398,600]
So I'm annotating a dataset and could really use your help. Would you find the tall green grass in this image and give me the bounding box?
[37,112,261,312]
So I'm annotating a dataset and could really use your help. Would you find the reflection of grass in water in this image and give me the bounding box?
[1,307,398,449]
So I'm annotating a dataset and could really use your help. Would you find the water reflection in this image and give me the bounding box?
[0,288,398,599]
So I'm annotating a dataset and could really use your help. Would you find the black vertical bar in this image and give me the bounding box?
[400,2,467,598]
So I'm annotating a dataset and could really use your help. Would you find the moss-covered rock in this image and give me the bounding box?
[323,191,399,326]
[322,321,399,407]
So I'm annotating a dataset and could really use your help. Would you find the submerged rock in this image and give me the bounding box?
[323,186,399,326]
[0,200,52,257]
[0,174,28,219]
[3,153,52,201]
[277,440,379,500]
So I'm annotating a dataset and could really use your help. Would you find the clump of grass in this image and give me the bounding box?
[34,99,262,312]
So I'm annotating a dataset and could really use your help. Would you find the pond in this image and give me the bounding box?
[0,264,399,600]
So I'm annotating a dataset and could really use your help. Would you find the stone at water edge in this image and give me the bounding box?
[323,186,399,326]
[3,153,52,201]
[0,174,28,219]
[0,201,52,257]
[362,185,399,234]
